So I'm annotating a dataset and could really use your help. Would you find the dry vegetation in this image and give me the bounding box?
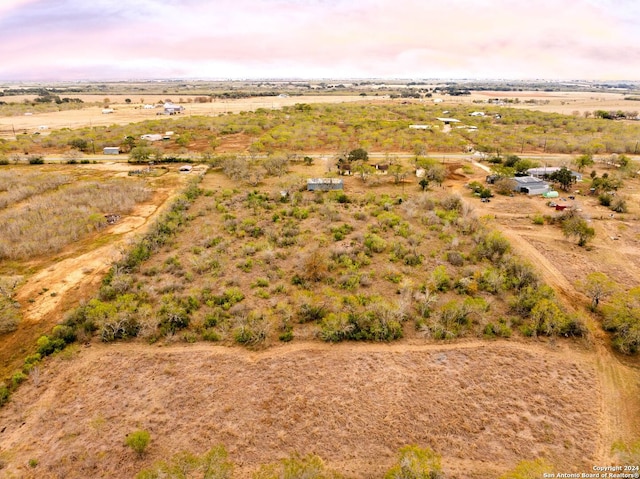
[1,87,640,478]
[0,341,599,478]
[0,177,151,260]
[3,99,640,159]
[0,170,70,209]
[49,165,585,351]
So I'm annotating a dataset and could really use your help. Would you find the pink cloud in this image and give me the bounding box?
[0,0,638,80]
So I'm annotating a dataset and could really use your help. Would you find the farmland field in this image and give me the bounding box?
[0,88,639,478]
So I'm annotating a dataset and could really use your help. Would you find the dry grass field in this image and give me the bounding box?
[0,95,376,139]
[459,90,640,116]
[0,341,599,478]
[1,91,640,478]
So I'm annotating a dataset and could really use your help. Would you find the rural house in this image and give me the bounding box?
[103,147,120,155]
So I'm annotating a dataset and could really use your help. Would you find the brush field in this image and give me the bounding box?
[0,90,639,478]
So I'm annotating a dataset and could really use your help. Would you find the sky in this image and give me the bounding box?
[1,0,639,81]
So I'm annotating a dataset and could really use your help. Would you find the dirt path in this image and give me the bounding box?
[498,224,640,461]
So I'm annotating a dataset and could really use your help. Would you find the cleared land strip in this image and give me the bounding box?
[0,341,599,478]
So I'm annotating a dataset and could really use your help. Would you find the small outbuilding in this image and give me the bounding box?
[103,147,120,155]
[436,117,461,125]
[179,165,193,173]
[163,102,184,115]
[140,134,163,142]
[307,178,343,191]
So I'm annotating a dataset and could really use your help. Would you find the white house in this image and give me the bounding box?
[103,147,120,155]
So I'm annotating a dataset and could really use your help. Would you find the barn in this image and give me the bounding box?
[513,176,550,195]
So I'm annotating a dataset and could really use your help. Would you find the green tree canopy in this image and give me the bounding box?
[577,272,617,310]
[347,148,369,163]
[549,166,574,191]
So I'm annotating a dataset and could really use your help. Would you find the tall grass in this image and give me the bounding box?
[0,180,150,259]
[0,171,70,209]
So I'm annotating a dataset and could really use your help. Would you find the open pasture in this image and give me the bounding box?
[0,341,599,478]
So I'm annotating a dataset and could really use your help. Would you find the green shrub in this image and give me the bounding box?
[531,214,545,225]
[125,430,151,457]
[511,285,555,317]
[499,458,552,479]
[484,319,513,338]
[36,335,66,357]
[101,316,141,342]
[384,445,443,479]
[602,287,640,354]
[233,313,269,346]
[254,453,341,479]
[0,384,10,407]
[204,308,226,328]
[202,328,221,342]
[279,328,294,342]
[158,298,191,334]
[298,303,328,323]
[430,265,451,292]
[474,230,511,262]
[11,371,27,388]
[27,155,44,164]
[404,252,423,267]
[52,324,76,344]
[318,313,350,342]
[136,445,233,479]
[363,233,387,254]
[345,310,403,341]
[598,193,613,207]
[208,287,245,310]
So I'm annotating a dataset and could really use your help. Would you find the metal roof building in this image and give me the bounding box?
[513,176,550,195]
[527,167,583,181]
[307,178,343,191]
